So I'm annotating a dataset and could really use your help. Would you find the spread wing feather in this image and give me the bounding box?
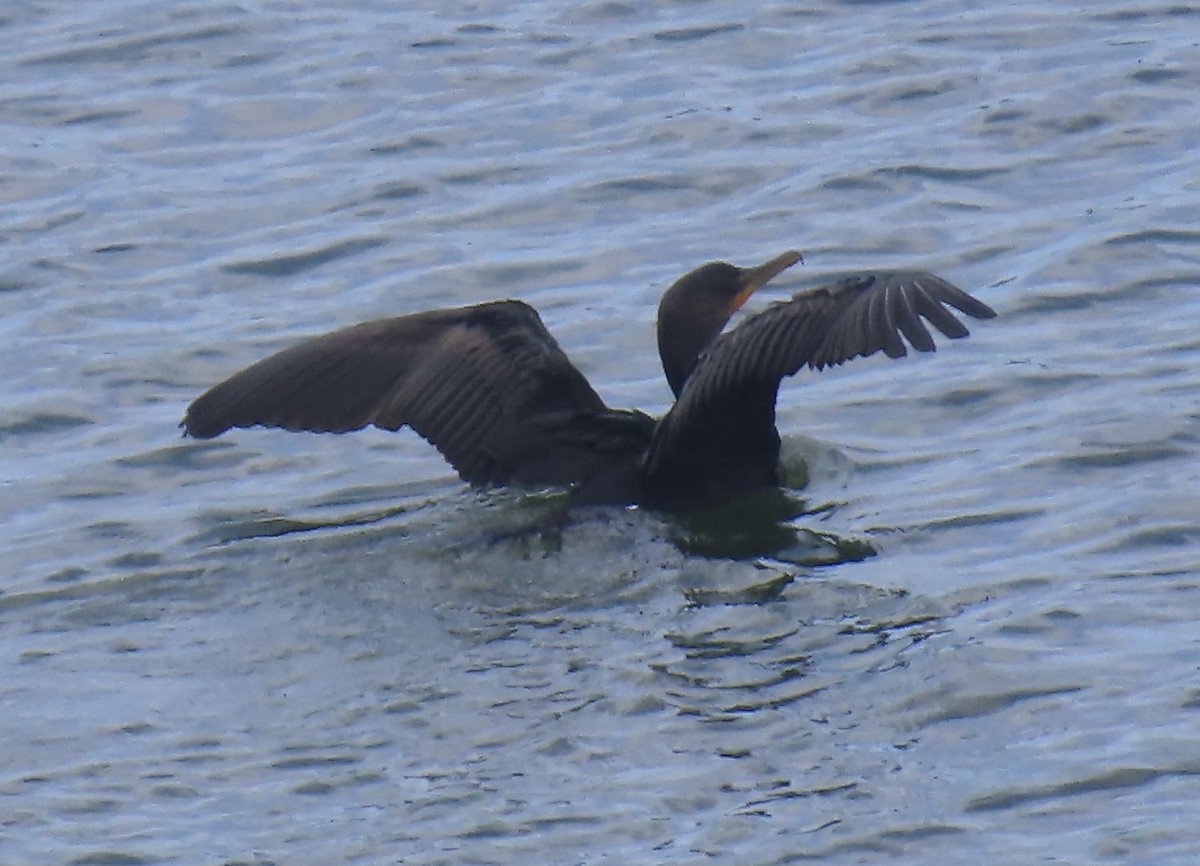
[645,271,995,477]
[182,301,632,487]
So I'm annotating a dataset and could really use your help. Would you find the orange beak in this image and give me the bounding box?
[730,249,803,312]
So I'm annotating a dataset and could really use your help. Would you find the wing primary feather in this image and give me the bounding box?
[929,274,998,321]
[912,275,971,339]
[892,277,937,352]
[874,278,907,358]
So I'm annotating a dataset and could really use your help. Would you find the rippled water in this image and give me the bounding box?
[4,1,1200,863]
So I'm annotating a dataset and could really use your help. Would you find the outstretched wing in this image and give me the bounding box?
[644,271,995,484]
[182,300,645,487]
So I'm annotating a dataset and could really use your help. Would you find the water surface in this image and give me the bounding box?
[3,1,1200,863]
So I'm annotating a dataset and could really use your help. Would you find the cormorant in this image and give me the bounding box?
[182,251,994,507]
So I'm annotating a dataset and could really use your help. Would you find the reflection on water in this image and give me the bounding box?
[665,485,876,564]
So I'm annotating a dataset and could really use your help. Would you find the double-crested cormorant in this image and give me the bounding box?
[182,251,994,507]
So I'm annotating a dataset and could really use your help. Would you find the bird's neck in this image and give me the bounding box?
[656,304,730,398]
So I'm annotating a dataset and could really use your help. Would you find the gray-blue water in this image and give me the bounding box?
[3,1,1200,863]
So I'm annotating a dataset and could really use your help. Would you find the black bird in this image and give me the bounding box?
[182,251,995,508]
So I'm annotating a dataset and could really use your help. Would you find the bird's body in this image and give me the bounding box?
[183,252,995,508]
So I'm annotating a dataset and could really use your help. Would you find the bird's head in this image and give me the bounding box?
[656,250,802,397]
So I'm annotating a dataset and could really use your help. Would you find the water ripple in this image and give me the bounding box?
[965,765,1200,814]
[220,236,388,277]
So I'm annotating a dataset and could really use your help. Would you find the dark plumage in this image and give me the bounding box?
[182,251,995,507]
